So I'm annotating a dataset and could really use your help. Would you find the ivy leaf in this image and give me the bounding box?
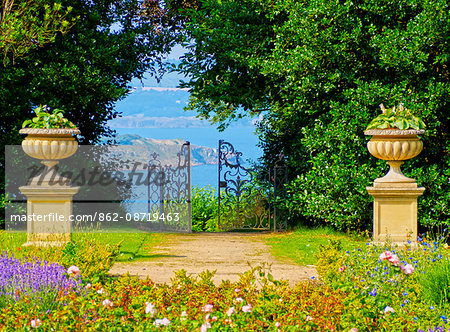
[394,119,409,130]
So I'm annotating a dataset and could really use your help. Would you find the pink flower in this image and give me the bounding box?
[242,304,252,313]
[67,265,80,277]
[349,329,358,332]
[384,306,395,314]
[102,299,113,308]
[379,251,393,261]
[200,322,211,332]
[201,304,213,312]
[30,319,42,328]
[388,254,400,266]
[400,264,415,275]
[226,307,236,316]
[338,266,345,272]
[275,322,281,328]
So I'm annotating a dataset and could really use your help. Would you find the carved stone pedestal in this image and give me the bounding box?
[367,182,424,244]
[19,185,79,246]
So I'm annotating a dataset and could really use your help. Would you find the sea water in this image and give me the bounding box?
[113,126,262,188]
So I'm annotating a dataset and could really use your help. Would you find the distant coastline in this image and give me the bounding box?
[111,134,218,167]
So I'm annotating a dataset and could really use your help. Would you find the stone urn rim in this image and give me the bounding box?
[19,128,80,135]
[364,129,425,136]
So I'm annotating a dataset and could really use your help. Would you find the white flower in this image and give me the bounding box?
[67,265,80,277]
[153,318,170,327]
[384,306,395,314]
[201,304,213,312]
[226,307,236,316]
[180,310,188,321]
[306,315,313,321]
[145,302,157,317]
[242,304,252,313]
[102,299,113,308]
[200,322,211,332]
[234,297,244,303]
[97,288,108,296]
[30,319,42,328]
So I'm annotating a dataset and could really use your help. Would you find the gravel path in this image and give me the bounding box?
[109,233,318,286]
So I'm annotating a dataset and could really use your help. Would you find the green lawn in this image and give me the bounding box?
[265,226,368,265]
[0,230,167,263]
[1,226,368,266]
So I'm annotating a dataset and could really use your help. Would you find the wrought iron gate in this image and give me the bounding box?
[218,140,288,231]
[143,142,191,232]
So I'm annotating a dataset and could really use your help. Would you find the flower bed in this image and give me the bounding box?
[0,252,82,308]
[0,237,448,331]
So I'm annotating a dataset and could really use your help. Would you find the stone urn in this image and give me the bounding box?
[18,128,81,246]
[19,128,80,186]
[365,128,425,244]
[364,129,425,184]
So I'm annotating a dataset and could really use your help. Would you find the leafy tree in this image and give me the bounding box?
[177,0,450,231]
[1,0,180,227]
[0,0,74,65]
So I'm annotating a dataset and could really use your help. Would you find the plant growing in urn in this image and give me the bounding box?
[364,104,425,184]
[19,105,80,185]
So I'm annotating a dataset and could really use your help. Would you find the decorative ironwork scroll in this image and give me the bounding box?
[142,142,191,232]
[218,140,287,231]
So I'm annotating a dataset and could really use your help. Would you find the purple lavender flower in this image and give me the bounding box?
[0,252,82,307]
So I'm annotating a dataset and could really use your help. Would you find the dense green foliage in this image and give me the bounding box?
[0,0,74,65]
[0,0,180,227]
[191,185,219,232]
[176,0,450,231]
[419,256,450,306]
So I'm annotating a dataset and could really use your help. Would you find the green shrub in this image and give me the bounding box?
[315,239,345,285]
[419,257,450,307]
[61,236,121,281]
[191,185,218,232]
